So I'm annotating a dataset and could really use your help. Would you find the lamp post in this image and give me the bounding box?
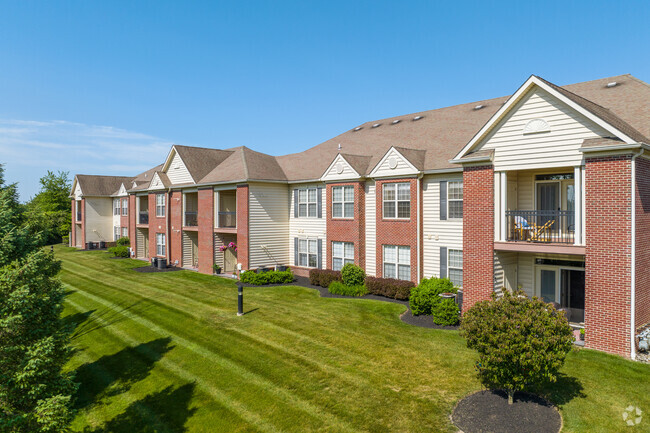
[237,283,244,316]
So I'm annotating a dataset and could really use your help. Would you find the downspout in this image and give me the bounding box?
[416,173,423,284]
[630,148,644,360]
[166,189,172,263]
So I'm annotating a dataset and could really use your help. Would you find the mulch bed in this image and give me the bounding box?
[133,265,183,273]
[452,390,562,433]
[400,309,459,330]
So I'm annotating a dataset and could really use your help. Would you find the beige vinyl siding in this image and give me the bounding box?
[248,183,290,268]
[214,233,225,269]
[371,148,418,177]
[480,87,609,171]
[517,253,535,297]
[322,155,359,181]
[289,183,326,268]
[494,251,518,292]
[365,181,376,276]
[136,228,147,258]
[182,231,195,267]
[166,151,193,184]
[422,174,464,279]
[84,197,113,242]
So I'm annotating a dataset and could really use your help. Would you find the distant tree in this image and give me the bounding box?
[460,289,574,405]
[0,164,76,432]
[24,171,72,245]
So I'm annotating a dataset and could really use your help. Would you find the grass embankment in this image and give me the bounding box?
[57,246,650,432]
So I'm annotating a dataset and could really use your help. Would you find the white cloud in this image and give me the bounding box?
[0,118,175,200]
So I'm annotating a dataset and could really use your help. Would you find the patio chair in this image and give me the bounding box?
[513,216,532,241]
[529,218,556,242]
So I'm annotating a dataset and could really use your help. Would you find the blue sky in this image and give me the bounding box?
[1,1,648,200]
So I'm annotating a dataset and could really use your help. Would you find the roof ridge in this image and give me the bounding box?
[240,147,250,180]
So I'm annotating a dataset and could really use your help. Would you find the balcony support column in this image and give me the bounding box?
[574,166,583,245]
[500,171,507,242]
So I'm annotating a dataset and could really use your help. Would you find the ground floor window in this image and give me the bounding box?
[114,226,120,241]
[156,233,166,257]
[448,249,463,287]
[332,241,354,271]
[299,239,318,268]
[121,227,128,238]
[383,245,410,280]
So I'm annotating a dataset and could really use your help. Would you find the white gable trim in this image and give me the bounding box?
[117,183,128,197]
[320,154,361,181]
[162,146,195,183]
[148,172,166,191]
[70,177,83,199]
[369,147,419,178]
[452,75,637,163]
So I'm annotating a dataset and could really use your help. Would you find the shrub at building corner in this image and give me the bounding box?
[460,289,574,405]
[409,277,456,316]
[116,236,130,246]
[108,245,130,258]
[341,263,365,286]
[432,298,459,326]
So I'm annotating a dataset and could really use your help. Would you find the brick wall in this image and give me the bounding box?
[128,195,136,250]
[635,157,650,332]
[197,188,215,274]
[585,155,632,357]
[326,182,365,270]
[148,192,167,259]
[70,199,75,247]
[375,178,418,282]
[236,184,249,271]
[462,165,494,313]
[169,191,183,266]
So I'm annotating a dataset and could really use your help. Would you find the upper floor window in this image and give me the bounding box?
[448,181,463,219]
[121,198,128,216]
[332,241,354,271]
[113,198,120,216]
[332,186,354,218]
[156,194,166,217]
[383,183,410,219]
[448,249,463,287]
[298,188,318,218]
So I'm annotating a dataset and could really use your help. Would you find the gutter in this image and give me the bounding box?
[579,142,649,154]
[630,148,644,360]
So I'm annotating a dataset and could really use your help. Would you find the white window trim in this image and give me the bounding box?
[156,233,166,257]
[332,186,354,219]
[114,226,120,241]
[156,193,166,217]
[121,198,128,216]
[121,227,128,238]
[332,241,354,271]
[448,181,463,220]
[448,249,463,288]
[298,238,318,268]
[383,245,411,280]
[113,198,121,216]
[382,182,411,219]
[297,188,318,218]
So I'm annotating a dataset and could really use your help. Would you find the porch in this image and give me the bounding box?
[215,189,237,232]
[137,195,149,225]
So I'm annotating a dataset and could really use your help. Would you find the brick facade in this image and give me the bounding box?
[128,195,136,250]
[461,165,494,313]
[198,188,215,274]
[635,157,650,333]
[70,199,76,247]
[585,155,632,357]
[236,184,249,270]
[375,178,419,282]
[169,190,183,266]
[326,182,365,271]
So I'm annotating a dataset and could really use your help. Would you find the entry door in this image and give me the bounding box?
[224,247,237,273]
[144,232,149,257]
[561,269,585,323]
[536,266,559,304]
[536,182,560,227]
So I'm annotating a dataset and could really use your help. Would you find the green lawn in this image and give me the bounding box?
[57,245,650,432]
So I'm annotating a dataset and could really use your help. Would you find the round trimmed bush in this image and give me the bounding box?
[108,245,129,258]
[116,236,130,246]
[409,277,456,316]
[432,298,459,326]
[341,263,365,286]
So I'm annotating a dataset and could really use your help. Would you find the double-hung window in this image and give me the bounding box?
[332,241,354,271]
[448,249,463,287]
[156,194,166,217]
[383,183,410,219]
[448,181,463,219]
[121,227,128,238]
[156,233,166,257]
[383,245,411,280]
[121,198,128,216]
[114,226,120,241]
[332,186,354,218]
[297,188,318,217]
[113,198,120,216]
[298,239,318,267]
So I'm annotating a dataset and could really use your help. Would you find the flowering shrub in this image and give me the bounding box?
[219,242,237,252]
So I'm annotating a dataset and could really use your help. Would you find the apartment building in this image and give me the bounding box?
[71,74,650,359]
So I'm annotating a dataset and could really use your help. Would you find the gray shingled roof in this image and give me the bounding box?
[74,175,134,197]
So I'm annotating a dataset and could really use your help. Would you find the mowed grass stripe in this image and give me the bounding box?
[65,285,361,432]
[64,297,279,433]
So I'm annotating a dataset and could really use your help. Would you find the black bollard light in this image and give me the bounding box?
[51,245,54,252]
[237,283,244,316]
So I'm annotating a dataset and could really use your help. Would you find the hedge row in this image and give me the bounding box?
[365,276,415,300]
[328,281,368,297]
[241,269,294,285]
[309,269,342,287]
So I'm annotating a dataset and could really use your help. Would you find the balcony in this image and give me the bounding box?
[139,211,149,225]
[218,211,236,228]
[184,211,198,227]
[505,210,575,244]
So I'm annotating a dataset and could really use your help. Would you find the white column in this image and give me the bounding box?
[500,171,507,242]
[215,191,220,228]
[574,166,582,245]
[582,167,586,244]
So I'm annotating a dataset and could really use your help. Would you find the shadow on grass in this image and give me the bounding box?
[75,337,174,410]
[82,383,196,433]
[541,373,585,406]
[68,300,151,340]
